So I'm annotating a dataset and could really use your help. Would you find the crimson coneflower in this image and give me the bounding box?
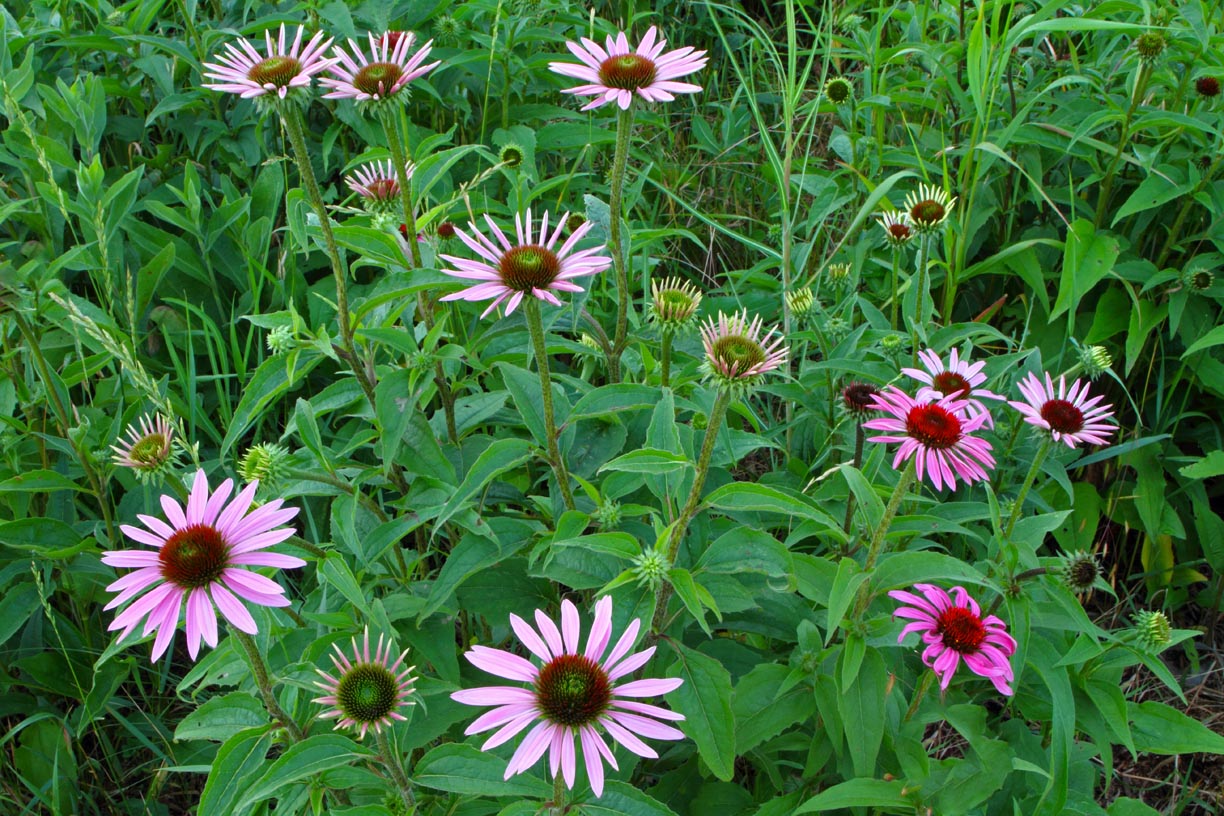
[1196,76,1221,98]
[903,184,957,234]
[111,414,177,480]
[451,596,685,798]
[321,31,439,103]
[101,470,303,661]
[203,24,336,100]
[314,628,417,739]
[548,26,708,111]
[863,387,995,491]
[890,584,1016,695]
[902,347,1003,426]
[1008,371,1116,448]
[438,209,612,318]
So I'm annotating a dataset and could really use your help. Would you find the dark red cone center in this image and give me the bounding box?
[937,606,986,654]
[535,654,611,727]
[905,404,963,449]
[910,200,946,225]
[1039,399,1084,434]
[932,371,971,399]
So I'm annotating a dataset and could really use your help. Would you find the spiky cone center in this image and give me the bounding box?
[843,382,880,416]
[598,54,657,90]
[936,606,987,653]
[1136,610,1171,649]
[336,663,402,724]
[1196,77,1221,98]
[499,245,561,292]
[354,62,404,97]
[886,221,913,244]
[1039,399,1084,434]
[437,221,456,239]
[535,654,612,727]
[248,56,303,88]
[364,178,400,203]
[712,335,766,376]
[1078,345,1112,378]
[499,144,524,167]
[827,263,852,284]
[127,433,169,467]
[565,214,586,233]
[654,287,699,324]
[905,404,963,449]
[910,199,948,227]
[932,371,972,399]
[159,524,228,589]
[785,287,815,317]
[824,77,853,104]
[1063,553,1099,591]
[1185,268,1214,291]
[1134,33,1166,61]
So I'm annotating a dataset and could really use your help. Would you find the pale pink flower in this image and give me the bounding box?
[548,26,708,111]
[438,209,612,318]
[101,470,303,661]
[111,413,176,479]
[202,24,336,100]
[451,596,684,798]
[321,31,439,102]
[889,584,1017,695]
[902,347,1003,426]
[863,387,996,490]
[699,310,789,392]
[345,159,414,207]
[313,628,417,739]
[1008,371,1117,448]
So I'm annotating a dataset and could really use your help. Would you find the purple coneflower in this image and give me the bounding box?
[699,310,788,393]
[345,159,413,209]
[111,414,177,480]
[203,24,336,100]
[451,596,684,798]
[314,628,417,739]
[1008,371,1116,448]
[890,584,1016,695]
[548,26,708,111]
[438,209,612,318]
[101,470,303,661]
[903,183,957,234]
[321,31,439,102]
[902,347,1003,426]
[863,387,995,490]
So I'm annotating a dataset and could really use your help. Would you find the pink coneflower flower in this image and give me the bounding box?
[863,387,996,490]
[451,596,684,798]
[438,209,612,318]
[202,24,336,100]
[345,159,413,209]
[101,469,303,661]
[548,26,708,111]
[902,348,1003,427]
[111,413,177,480]
[1008,371,1116,448]
[889,584,1016,695]
[699,310,788,394]
[313,628,417,739]
[321,31,439,102]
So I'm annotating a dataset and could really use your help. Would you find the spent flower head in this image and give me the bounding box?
[1134,32,1167,63]
[650,277,703,332]
[699,310,789,396]
[549,26,708,111]
[842,382,881,418]
[112,414,178,481]
[345,159,413,212]
[1196,76,1221,98]
[903,183,957,235]
[322,31,440,105]
[498,143,525,168]
[203,24,337,104]
[1060,551,1100,593]
[1182,265,1214,293]
[314,629,417,739]
[823,76,854,104]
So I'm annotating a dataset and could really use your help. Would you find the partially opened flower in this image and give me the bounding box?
[700,310,788,395]
[649,276,702,332]
[1008,371,1116,448]
[203,24,336,101]
[903,183,957,234]
[902,347,1003,426]
[549,26,708,111]
[889,584,1016,695]
[876,209,914,248]
[438,209,612,318]
[322,31,439,103]
[863,387,995,490]
[314,629,417,739]
[451,596,684,798]
[112,414,178,481]
[101,470,303,661]
[345,159,414,211]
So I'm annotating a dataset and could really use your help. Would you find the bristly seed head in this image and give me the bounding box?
[1061,551,1100,592]
[336,663,401,724]
[823,76,854,104]
[499,245,561,291]
[535,654,612,727]
[1134,32,1166,62]
[353,62,404,97]
[1197,76,1221,98]
[159,524,229,589]
[843,382,880,416]
[931,370,972,399]
[598,54,657,90]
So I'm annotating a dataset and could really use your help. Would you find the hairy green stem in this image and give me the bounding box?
[607,106,635,382]
[375,728,417,811]
[889,245,902,330]
[1094,62,1152,229]
[842,423,865,535]
[233,630,303,742]
[1003,438,1052,541]
[525,299,575,511]
[850,461,917,621]
[911,234,930,367]
[550,771,567,814]
[660,331,673,388]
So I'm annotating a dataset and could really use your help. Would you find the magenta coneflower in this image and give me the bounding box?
[549,26,708,111]
[314,628,417,739]
[101,469,303,661]
[699,310,788,394]
[345,159,413,209]
[1008,371,1116,448]
[889,584,1016,695]
[863,387,995,490]
[111,413,177,480]
[902,347,1003,426]
[203,24,336,100]
[321,31,439,102]
[438,209,612,318]
[451,596,685,798]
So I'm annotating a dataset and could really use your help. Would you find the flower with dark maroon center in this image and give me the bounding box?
[1039,398,1084,435]
[903,183,957,234]
[842,382,880,416]
[322,31,440,104]
[863,387,995,490]
[203,24,337,101]
[598,53,658,91]
[1197,76,1221,98]
[903,347,1003,427]
[876,210,915,247]
[536,654,612,726]
[499,245,561,292]
[936,606,987,653]
[905,404,962,449]
[437,221,456,239]
[1009,371,1116,449]
[549,26,708,111]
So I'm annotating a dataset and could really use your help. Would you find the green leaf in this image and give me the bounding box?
[702,483,845,539]
[414,743,552,797]
[420,535,507,621]
[174,693,268,742]
[222,351,322,456]
[599,448,692,475]
[870,552,994,594]
[840,465,884,531]
[0,583,40,645]
[435,438,535,529]
[695,528,794,581]
[732,663,816,755]
[197,727,274,816]
[1182,323,1224,357]
[667,568,713,635]
[568,384,662,421]
[1051,218,1120,323]
[496,362,550,446]
[838,647,887,777]
[236,734,373,809]
[1112,169,1192,225]
[0,470,84,493]
[0,517,84,557]
[375,368,417,468]
[824,557,866,645]
[1129,701,1224,754]
[794,778,911,812]
[319,554,370,617]
[1107,798,1163,816]
[665,641,736,781]
[579,781,679,815]
[1178,450,1224,479]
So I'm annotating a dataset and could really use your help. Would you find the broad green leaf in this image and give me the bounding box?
[197,727,274,816]
[1179,450,1224,479]
[838,647,886,777]
[222,351,322,456]
[0,470,84,493]
[1051,218,1120,323]
[599,448,692,475]
[1182,323,1224,357]
[375,368,417,469]
[666,641,736,781]
[420,534,506,621]
[732,663,815,755]
[236,734,373,808]
[174,693,268,742]
[702,483,845,539]
[667,568,713,634]
[568,384,662,421]
[870,552,994,594]
[434,438,534,529]
[825,557,866,645]
[320,554,370,617]
[1112,169,1191,225]
[0,517,84,557]
[695,528,793,580]
[414,743,551,797]
[794,778,911,812]
[579,781,679,815]
[1129,701,1224,754]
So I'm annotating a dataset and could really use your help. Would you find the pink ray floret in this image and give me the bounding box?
[451,596,685,798]
[889,584,1017,695]
[902,347,1003,427]
[101,469,304,662]
[548,25,708,111]
[321,31,440,102]
[438,208,612,318]
[1008,371,1117,448]
[863,386,996,491]
[203,24,337,99]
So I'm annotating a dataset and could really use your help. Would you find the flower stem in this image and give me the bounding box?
[550,771,567,814]
[232,630,303,742]
[842,423,865,535]
[1003,437,1052,541]
[375,728,417,811]
[911,234,930,367]
[607,106,635,383]
[278,104,379,417]
[889,245,901,330]
[525,298,575,512]
[1094,62,1152,229]
[649,389,732,636]
[660,330,673,388]
[863,460,917,575]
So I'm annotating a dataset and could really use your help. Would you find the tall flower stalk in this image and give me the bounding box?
[525,298,576,512]
[607,107,634,382]
[234,629,305,741]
